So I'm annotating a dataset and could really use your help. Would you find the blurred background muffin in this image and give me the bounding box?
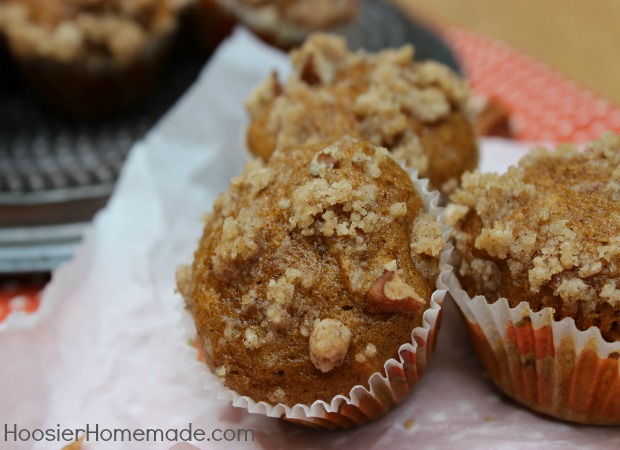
[190,0,360,51]
[0,0,191,117]
[246,33,478,195]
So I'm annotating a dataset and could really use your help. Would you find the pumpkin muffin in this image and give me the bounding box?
[177,137,447,408]
[447,133,620,424]
[0,0,190,116]
[246,33,478,195]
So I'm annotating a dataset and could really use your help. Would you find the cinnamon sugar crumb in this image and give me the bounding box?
[403,419,415,430]
[598,237,620,262]
[215,366,227,378]
[554,278,597,309]
[389,202,407,217]
[411,213,445,257]
[309,318,351,373]
[354,343,377,363]
[450,133,620,316]
[269,387,286,404]
[175,264,193,304]
[265,275,296,330]
[289,140,389,238]
[600,281,620,306]
[243,327,260,350]
[214,213,263,265]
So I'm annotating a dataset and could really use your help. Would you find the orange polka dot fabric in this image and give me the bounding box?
[444,26,620,143]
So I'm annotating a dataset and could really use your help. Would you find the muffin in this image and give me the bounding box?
[246,33,478,195]
[188,0,236,52]
[0,0,189,117]
[191,0,359,50]
[177,137,450,427]
[447,132,620,425]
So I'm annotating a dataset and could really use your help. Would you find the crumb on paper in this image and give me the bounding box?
[403,418,415,430]
[62,434,85,450]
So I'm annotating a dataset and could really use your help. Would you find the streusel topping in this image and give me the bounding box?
[246,33,477,194]
[0,0,188,65]
[217,0,359,30]
[448,133,620,341]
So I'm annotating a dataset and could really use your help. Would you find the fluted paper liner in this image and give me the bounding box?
[448,271,620,425]
[177,170,453,429]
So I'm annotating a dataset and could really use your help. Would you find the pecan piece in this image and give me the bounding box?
[271,71,282,96]
[300,54,321,86]
[366,270,426,313]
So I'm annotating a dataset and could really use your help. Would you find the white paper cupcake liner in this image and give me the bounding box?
[176,170,453,429]
[447,270,620,425]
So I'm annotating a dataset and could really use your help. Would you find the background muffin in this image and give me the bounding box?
[447,132,620,424]
[177,137,447,412]
[192,0,359,50]
[246,33,478,195]
[0,0,189,116]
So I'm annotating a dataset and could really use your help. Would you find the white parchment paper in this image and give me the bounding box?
[1,28,618,450]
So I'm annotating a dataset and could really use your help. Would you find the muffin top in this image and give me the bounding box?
[448,133,620,341]
[246,33,477,194]
[217,0,359,30]
[0,0,188,65]
[177,137,446,406]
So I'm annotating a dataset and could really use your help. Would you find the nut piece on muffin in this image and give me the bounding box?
[246,33,478,195]
[196,0,359,49]
[448,132,620,341]
[0,0,190,116]
[177,136,446,407]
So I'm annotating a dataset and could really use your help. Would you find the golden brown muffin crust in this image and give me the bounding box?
[448,133,620,341]
[178,137,445,406]
[245,33,478,195]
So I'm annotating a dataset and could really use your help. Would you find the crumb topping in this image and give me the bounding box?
[289,144,390,238]
[245,33,474,192]
[0,0,186,65]
[600,281,620,307]
[217,0,359,31]
[354,343,377,363]
[309,318,352,372]
[268,387,286,404]
[411,212,445,258]
[449,133,620,338]
[175,264,194,306]
[215,365,227,378]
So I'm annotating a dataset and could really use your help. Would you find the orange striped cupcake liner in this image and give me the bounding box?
[177,173,453,429]
[448,272,620,425]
